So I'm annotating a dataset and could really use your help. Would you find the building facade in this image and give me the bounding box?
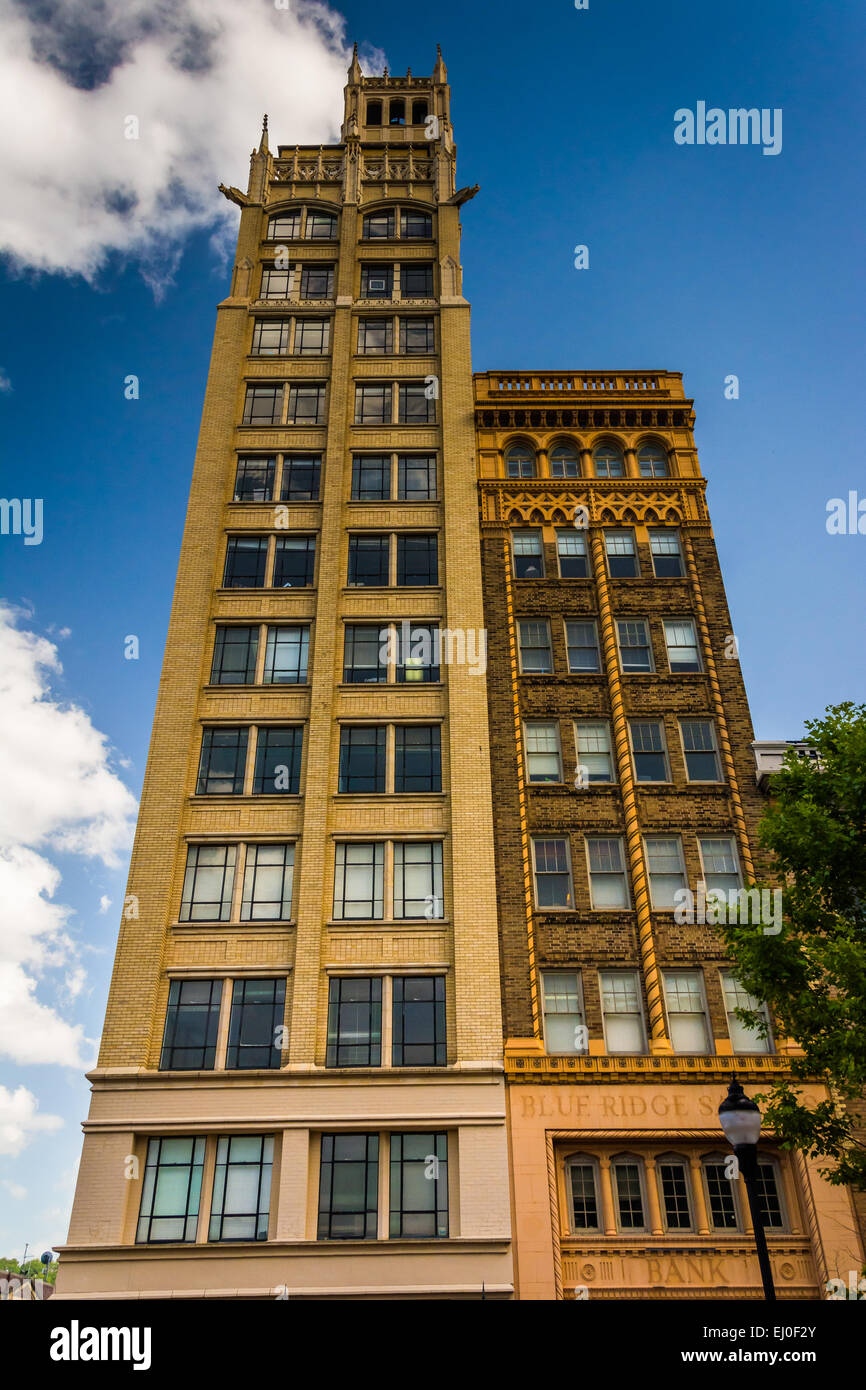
[474,370,863,1299]
[58,51,513,1300]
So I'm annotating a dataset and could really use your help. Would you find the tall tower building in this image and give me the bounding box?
[474,370,863,1300]
[58,50,513,1301]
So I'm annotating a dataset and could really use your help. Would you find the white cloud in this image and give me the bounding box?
[0,0,383,291]
[1,1178,27,1200]
[98,894,112,914]
[0,1086,63,1156]
[0,604,137,1069]
[0,367,11,392]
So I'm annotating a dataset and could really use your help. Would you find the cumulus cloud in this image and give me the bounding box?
[0,368,11,392]
[1,1178,27,1200]
[0,0,382,292]
[0,1085,63,1156]
[98,894,112,914]
[0,604,137,1069]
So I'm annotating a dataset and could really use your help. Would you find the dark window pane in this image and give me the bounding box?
[234,457,275,501]
[659,1161,692,1229]
[389,1132,448,1238]
[614,1161,645,1229]
[352,456,391,501]
[343,625,388,683]
[252,727,302,794]
[400,264,434,298]
[394,725,441,793]
[273,536,316,587]
[348,534,389,586]
[396,623,439,683]
[242,385,283,426]
[354,384,390,424]
[392,975,445,1066]
[326,977,382,1067]
[361,264,393,297]
[251,320,290,356]
[396,534,437,586]
[160,979,222,1070]
[318,1133,379,1239]
[357,318,393,354]
[363,212,396,239]
[397,455,436,500]
[196,727,248,795]
[226,978,286,1070]
[263,626,309,684]
[339,726,386,793]
[399,318,435,354]
[280,455,321,501]
[569,1163,599,1230]
[224,537,268,588]
[299,266,334,298]
[211,627,258,685]
[397,383,435,424]
[293,318,330,355]
[287,384,325,424]
[180,844,236,922]
[306,212,337,240]
[401,210,432,238]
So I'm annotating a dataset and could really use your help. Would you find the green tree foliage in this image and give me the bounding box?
[721,702,866,1188]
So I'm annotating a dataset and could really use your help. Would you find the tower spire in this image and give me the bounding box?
[348,42,362,83]
[433,44,447,82]
[258,113,269,154]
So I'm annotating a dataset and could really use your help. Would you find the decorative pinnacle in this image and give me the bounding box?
[258,113,269,153]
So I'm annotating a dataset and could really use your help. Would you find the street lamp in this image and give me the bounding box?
[718,1076,776,1301]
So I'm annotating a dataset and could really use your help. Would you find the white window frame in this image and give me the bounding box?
[585,836,630,909]
[599,970,647,1054]
[643,834,686,908]
[662,969,712,1055]
[524,720,563,784]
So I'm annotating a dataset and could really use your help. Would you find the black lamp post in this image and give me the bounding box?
[718,1076,776,1301]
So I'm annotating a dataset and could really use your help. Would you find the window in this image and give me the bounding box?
[600,972,645,1052]
[703,1154,740,1230]
[396,533,438,585]
[252,726,302,795]
[400,264,434,298]
[532,838,573,908]
[394,725,441,792]
[262,626,309,683]
[398,382,435,424]
[339,726,386,793]
[566,620,601,672]
[160,979,222,1070]
[657,1155,693,1230]
[392,977,446,1065]
[524,721,562,783]
[136,1137,204,1244]
[557,529,588,578]
[363,210,396,239]
[680,719,721,781]
[612,1157,646,1230]
[242,384,283,426]
[343,625,388,683]
[390,1133,448,1238]
[209,1136,273,1241]
[396,623,440,683]
[755,1161,786,1229]
[518,620,552,673]
[234,456,275,501]
[630,719,669,781]
[549,444,580,478]
[333,842,384,919]
[664,970,711,1053]
[224,536,268,589]
[299,265,334,298]
[306,211,337,241]
[251,319,291,356]
[267,211,301,240]
[226,979,286,1070]
[644,836,686,908]
[211,626,258,685]
[594,444,624,478]
[566,1157,600,1230]
[639,444,669,477]
[587,837,629,908]
[575,720,615,783]
[180,844,236,922]
[357,317,393,354]
[293,318,330,355]
[512,529,544,578]
[260,267,291,300]
[393,841,443,917]
[389,98,406,126]
[273,535,316,587]
[664,618,701,672]
[354,383,390,424]
[280,454,321,501]
[721,970,772,1053]
[617,619,653,673]
[366,99,382,125]
[397,455,436,500]
[605,529,639,578]
[542,972,586,1053]
[318,1134,379,1239]
[400,317,435,353]
[196,727,248,795]
[327,978,382,1067]
[401,208,432,238]
[241,843,294,921]
[348,534,389,585]
[360,264,392,298]
[286,383,325,424]
[698,836,741,897]
[505,444,534,478]
[352,455,391,499]
[650,528,684,577]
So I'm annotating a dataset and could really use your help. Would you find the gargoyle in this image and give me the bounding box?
[219,184,250,209]
[448,183,480,207]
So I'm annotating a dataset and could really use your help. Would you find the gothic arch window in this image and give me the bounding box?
[549,441,581,478]
[411,98,429,124]
[564,1154,601,1232]
[505,443,536,479]
[593,443,625,478]
[366,99,383,125]
[389,98,406,126]
[638,442,670,478]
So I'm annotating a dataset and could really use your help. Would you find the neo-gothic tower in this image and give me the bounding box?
[58,49,512,1301]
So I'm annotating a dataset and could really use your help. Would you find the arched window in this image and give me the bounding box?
[401,209,433,239]
[611,1154,647,1231]
[389,98,405,126]
[549,443,580,478]
[565,1155,601,1232]
[701,1152,741,1231]
[593,444,624,478]
[366,99,383,126]
[638,444,669,478]
[267,210,301,240]
[505,444,535,478]
[411,98,429,124]
[655,1153,694,1231]
[306,210,337,241]
[362,209,396,240]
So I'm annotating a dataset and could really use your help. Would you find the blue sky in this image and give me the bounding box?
[0,0,863,1260]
